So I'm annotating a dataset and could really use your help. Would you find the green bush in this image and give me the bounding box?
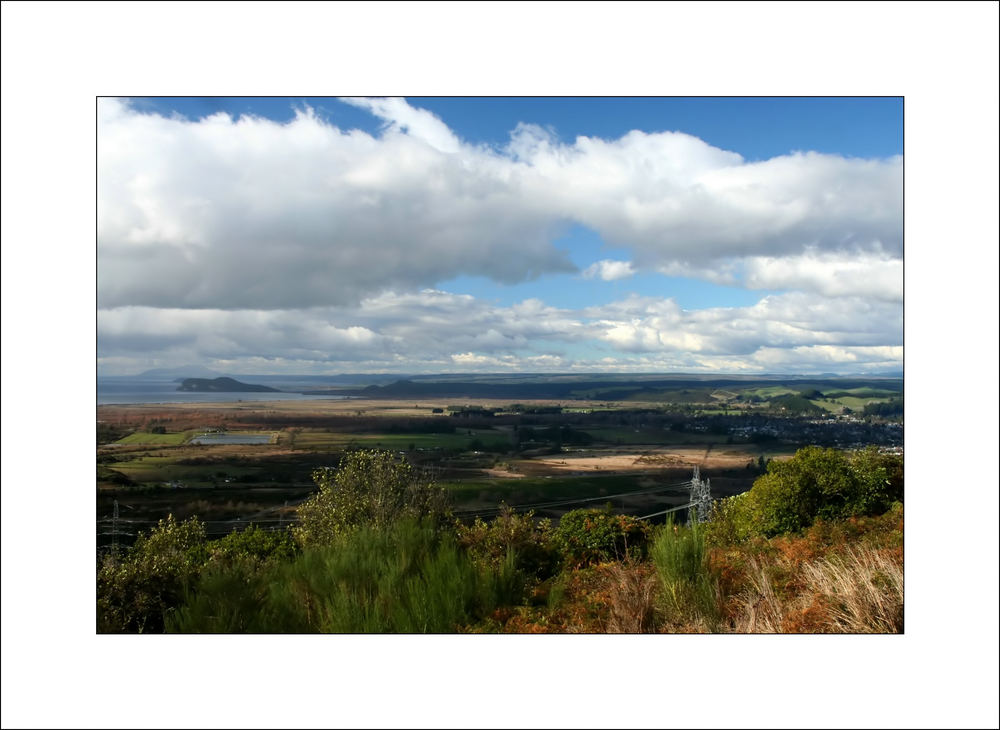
[651,519,720,628]
[554,507,650,567]
[98,515,208,633]
[294,449,450,546]
[169,519,523,633]
[166,559,272,633]
[704,492,755,546]
[456,505,560,582]
[207,524,298,567]
[707,446,904,542]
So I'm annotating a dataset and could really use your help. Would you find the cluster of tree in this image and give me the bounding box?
[863,399,903,417]
[767,394,826,415]
[706,445,903,542]
[506,404,564,415]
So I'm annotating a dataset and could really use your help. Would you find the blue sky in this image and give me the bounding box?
[131,96,903,159]
[98,96,903,375]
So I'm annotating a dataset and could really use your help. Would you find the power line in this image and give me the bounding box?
[637,502,696,520]
[452,479,693,517]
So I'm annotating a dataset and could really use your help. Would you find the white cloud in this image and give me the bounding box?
[742,250,902,301]
[97,98,573,310]
[339,96,462,154]
[98,97,901,310]
[582,259,636,281]
[98,288,901,375]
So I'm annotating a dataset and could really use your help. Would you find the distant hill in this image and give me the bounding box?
[177,377,280,393]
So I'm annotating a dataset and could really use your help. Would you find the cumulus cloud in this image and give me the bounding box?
[98,97,902,310]
[98,98,573,310]
[98,288,901,375]
[587,292,901,356]
[582,259,636,281]
[741,250,902,301]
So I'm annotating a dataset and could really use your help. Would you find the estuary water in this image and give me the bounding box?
[97,378,352,405]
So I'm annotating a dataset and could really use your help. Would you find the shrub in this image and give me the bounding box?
[554,507,650,567]
[704,492,755,546]
[98,515,208,633]
[166,559,271,633]
[456,505,560,582]
[710,446,904,542]
[207,524,298,567]
[169,519,522,633]
[650,519,720,629]
[294,449,450,546]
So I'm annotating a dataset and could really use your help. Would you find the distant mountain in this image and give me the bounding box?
[139,365,223,379]
[177,377,280,393]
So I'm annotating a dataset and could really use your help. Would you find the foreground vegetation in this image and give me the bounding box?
[98,446,902,633]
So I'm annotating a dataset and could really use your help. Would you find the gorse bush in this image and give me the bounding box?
[168,519,523,633]
[554,507,650,567]
[99,519,299,633]
[456,504,560,582]
[98,515,208,633]
[207,524,298,567]
[166,559,272,633]
[294,449,450,546]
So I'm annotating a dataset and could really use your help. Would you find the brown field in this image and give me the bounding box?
[531,444,776,474]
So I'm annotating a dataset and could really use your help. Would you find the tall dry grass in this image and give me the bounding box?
[603,563,658,633]
[801,546,903,632]
[729,545,903,633]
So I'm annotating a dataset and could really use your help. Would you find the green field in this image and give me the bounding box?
[116,431,193,446]
[111,455,264,486]
[293,429,512,451]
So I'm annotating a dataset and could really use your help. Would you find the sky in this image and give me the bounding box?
[97,96,903,376]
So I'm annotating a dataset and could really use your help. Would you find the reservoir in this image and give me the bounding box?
[189,433,274,445]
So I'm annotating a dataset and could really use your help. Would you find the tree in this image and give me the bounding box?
[710,446,904,541]
[294,449,449,546]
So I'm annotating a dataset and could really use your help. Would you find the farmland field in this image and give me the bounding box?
[115,431,193,445]
[96,385,899,548]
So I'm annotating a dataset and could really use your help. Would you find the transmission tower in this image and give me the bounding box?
[687,467,712,525]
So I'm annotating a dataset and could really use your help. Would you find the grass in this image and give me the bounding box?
[293,430,511,451]
[116,431,192,445]
[603,562,659,633]
[111,456,264,486]
[727,546,903,633]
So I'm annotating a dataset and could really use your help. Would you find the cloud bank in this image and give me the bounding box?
[98,289,901,375]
